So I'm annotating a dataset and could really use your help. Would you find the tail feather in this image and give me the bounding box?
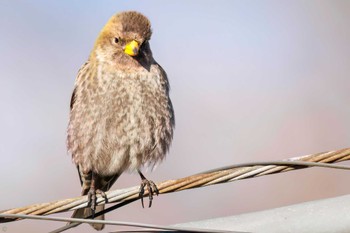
[69,204,105,231]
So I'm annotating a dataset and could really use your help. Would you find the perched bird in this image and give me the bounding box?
[67,11,174,230]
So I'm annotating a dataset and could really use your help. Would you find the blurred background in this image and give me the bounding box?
[1,0,350,232]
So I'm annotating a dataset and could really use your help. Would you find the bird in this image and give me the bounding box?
[67,11,175,230]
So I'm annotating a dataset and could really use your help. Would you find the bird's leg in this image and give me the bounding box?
[138,170,159,208]
[87,181,96,217]
[87,173,107,218]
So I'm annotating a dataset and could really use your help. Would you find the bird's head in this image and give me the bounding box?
[91,11,153,70]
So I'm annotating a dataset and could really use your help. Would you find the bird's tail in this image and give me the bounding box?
[69,204,105,231]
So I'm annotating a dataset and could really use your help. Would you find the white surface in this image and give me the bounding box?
[177,194,350,233]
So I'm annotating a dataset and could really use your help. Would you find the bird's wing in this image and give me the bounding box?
[70,87,77,110]
[155,63,175,127]
[70,61,90,110]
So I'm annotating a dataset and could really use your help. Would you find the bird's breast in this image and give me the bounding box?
[69,66,173,175]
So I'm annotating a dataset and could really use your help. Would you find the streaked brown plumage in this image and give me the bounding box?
[67,11,174,230]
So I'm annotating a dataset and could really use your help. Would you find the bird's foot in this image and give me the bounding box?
[87,189,107,217]
[139,178,159,208]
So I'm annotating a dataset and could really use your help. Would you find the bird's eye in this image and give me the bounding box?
[114,38,119,43]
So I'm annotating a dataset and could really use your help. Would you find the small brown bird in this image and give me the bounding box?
[67,11,174,230]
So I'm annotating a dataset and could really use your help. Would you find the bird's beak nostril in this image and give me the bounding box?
[124,40,139,56]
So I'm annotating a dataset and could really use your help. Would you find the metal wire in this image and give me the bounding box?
[0,214,237,233]
[1,147,350,229]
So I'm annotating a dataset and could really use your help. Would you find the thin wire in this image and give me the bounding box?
[50,199,137,233]
[0,214,237,233]
[198,160,350,175]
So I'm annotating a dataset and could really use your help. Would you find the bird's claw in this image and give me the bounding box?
[87,189,107,218]
[139,179,159,208]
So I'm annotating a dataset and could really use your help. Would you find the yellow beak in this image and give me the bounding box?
[124,40,139,56]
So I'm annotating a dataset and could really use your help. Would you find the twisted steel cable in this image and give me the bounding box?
[1,147,350,229]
